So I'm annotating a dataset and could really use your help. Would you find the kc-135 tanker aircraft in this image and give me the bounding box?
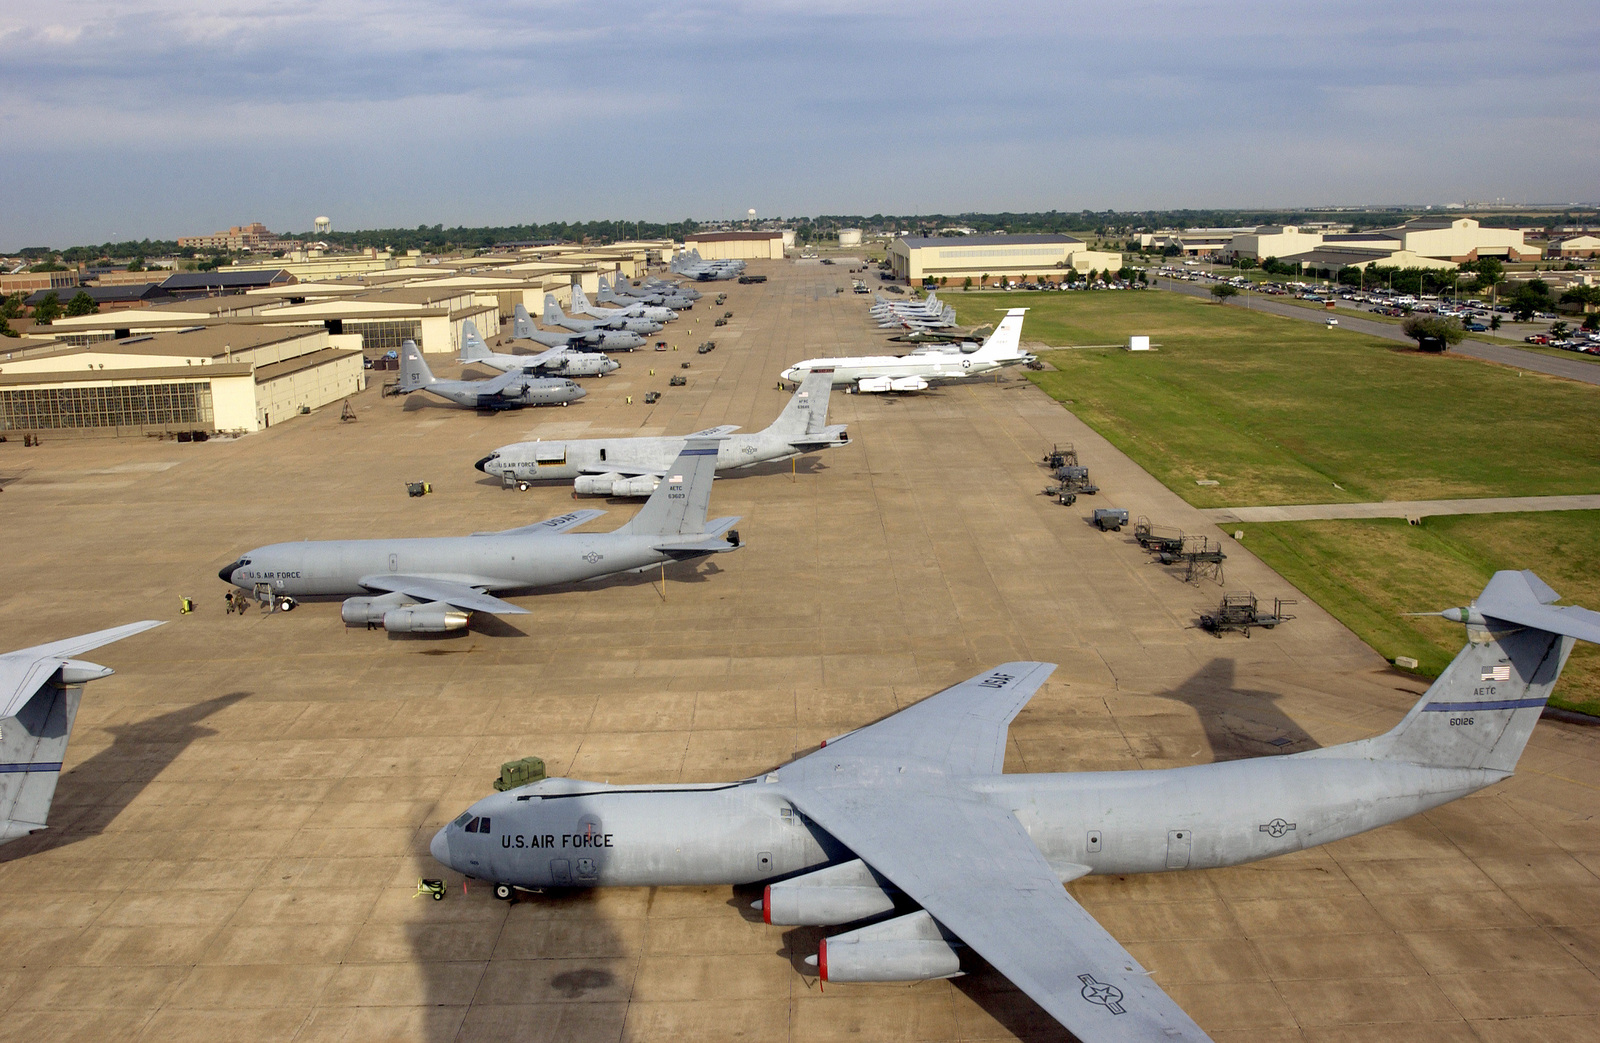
[476,368,849,496]
[218,439,740,632]
[782,307,1036,393]
[0,621,164,844]
[432,571,1599,1042]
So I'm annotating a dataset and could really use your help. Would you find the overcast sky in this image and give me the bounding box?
[2,1,1595,249]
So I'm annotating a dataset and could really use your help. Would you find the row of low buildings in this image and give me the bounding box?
[0,239,692,439]
[1147,218,1600,272]
[884,234,1123,285]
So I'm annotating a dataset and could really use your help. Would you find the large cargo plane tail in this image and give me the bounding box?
[1341,571,1599,775]
[571,284,595,315]
[457,321,493,364]
[971,308,1030,362]
[399,340,437,391]
[619,437,722,537]
[512,304,536,340]
[767,368,835,438]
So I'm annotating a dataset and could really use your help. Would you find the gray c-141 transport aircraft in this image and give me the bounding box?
[510,304,644,353]
[398,341,585,410]
[475,368,849,496]
[543,295,661,336]
[575,282,678,322]
[597,274,695,310]
[431,570,1600,1041]
[217,438,741,632]
[457,321,618,379]
[0,621,163,844]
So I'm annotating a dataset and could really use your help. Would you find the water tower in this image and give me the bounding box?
[747,208,756,226]
[314,216,331,235]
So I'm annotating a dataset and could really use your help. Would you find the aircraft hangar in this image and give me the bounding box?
[0,257,1597,1042]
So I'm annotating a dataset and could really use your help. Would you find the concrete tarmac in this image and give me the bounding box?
[1,261,1598,1042]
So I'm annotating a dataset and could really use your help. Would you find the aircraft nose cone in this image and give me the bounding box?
[430,827,452,867]
[474,454,495,473]
[218,559,244,583]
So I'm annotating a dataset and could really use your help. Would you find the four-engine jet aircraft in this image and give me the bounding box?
[671,249,746,281]
[398,341,585,410]
[431,570,1600,1041]
[510,304,643,352]
[782,307,1035,393]
[458,321,618,379]
[217,439,742,632]
[475,368,850,496]
[571,283,677,323]
[0,621,164,844]
[543,295,661,336]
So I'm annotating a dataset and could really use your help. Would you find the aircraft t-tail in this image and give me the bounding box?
[0,621,164,845]
[432,570,1599,1041]
[475,368,849,496]
[217,439,741,632]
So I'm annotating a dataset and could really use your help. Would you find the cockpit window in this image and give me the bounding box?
[464,816,480,833]
[478,817,491,834]
[453,812,472,827]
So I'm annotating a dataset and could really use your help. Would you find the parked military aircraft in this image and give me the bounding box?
[458,321,617,379]
[217,439,740,632]
[595,275,691,312]
[782,308,1035,393]
[544,295,661,336]
[510,304,643,352]
[671,249,744,281]
[572,283,677,323]
[398,341,585,410]
[432,569,1599,1041]
[476,368,849,495]
[0,621,163,844]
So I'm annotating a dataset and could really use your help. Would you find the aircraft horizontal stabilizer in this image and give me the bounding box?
[0,620,164,720]
[1473,570,1600,644]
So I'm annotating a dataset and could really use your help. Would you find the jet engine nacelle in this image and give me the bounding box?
[341,591,414,626]
[810,910,963,982]
[890,376,930,392]
[573,472,624,496]
[382,603,470,633]
[612,475,661,497]
[759,859,897,926]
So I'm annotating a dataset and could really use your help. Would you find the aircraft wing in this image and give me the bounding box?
[574,464,665,478]
[479,508,608,537]
[688,425,741,437]
[0,620,164,719]
[476,368,530,395]
[811,661,1056,774]
[781,785,1213,1043]
[513,346,568,370]
[356,576,530,615]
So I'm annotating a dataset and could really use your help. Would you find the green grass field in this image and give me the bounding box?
[1237,512,1600,714]
[947,290,1600,508]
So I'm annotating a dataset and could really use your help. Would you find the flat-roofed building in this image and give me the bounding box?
[1551,234,1600,258]
[0,270,80,295]
[683,231,785,260]
[0,324,363,435]
[886,234,1116,283]
[1227,226,1329,261]
[1280,245,1458,274]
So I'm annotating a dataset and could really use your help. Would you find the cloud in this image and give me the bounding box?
[2,1,1596,247]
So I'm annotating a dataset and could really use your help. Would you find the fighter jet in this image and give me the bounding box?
[0,621,163,844]
[431,569,1600,1041]
[782,308,1036,393]
[543,295,661,336]
[217,439,741,632]
[458,321,617,379]
[510,304,643,353]
[573,283,678,323]
[397,341,585,411]
[476,368,849,495]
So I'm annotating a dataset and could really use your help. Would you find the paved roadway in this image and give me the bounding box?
[2,261,1599,1042]
[1155,275,1600,386]
[1205,494,1600,525]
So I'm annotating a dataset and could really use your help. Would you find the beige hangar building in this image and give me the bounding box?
[885,234,1122,284]
[682,231,786,260]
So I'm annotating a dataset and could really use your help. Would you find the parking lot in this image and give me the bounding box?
[1,259,1598,1042]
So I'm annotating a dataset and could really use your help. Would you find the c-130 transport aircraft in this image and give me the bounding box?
[431,570,1599,1041]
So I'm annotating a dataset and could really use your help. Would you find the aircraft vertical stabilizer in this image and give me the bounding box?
[458,321,493,363]
[619,437,723,537]
[512,304,537,340]
[398,340,436,391]
[971,308,1029,361]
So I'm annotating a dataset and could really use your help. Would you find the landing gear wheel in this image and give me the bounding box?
[493,883,514,901]
[278,597,296,611]
[517,482,530,491]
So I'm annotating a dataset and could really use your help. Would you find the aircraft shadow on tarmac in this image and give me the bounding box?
[0,691,249,862]
[1151,658,1320,761]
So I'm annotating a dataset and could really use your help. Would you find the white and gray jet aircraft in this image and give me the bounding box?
[457,321,618,379]
[510,304,644,353]
[782,307,1036,393]
[580,281,680,320]
[431,570,1598,1041]
[217,438,741,632]
[543,295,661,336]
[398,340,585,410]
[476,368,849,495]
[0,621,163,844]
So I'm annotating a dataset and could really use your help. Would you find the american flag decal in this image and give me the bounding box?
[1481,665,1511,682]
[670,475,683,483]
